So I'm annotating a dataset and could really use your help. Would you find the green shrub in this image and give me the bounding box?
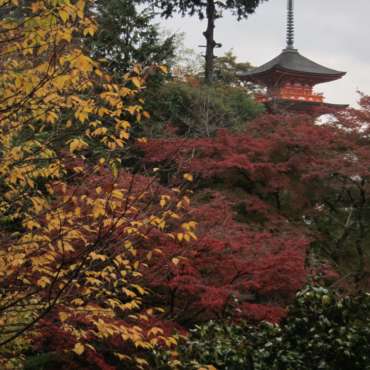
[143,80,264,137]
[151,286,370,370]
[151,321,250,369]
[252,286,370,370]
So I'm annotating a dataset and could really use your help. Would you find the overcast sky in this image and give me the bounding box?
[157,0,370,107]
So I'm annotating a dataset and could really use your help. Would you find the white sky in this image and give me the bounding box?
[158,0,370,107]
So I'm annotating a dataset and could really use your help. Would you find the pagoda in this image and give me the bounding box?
[239,0,347,115]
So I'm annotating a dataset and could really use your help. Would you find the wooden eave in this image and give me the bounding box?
[263,98,349,114]
[243,67,346,87]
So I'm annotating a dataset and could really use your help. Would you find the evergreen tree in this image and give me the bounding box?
[214,50,252,85]
[88,0,176,76]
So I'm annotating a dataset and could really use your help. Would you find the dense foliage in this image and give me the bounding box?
[1,0,370,368]
[143,80,263,137]
[88,0,176,76]
[0,0,192,368]
[140,104,370,327]
[213,51,253,86]
[146,0,264,18]
[152,285,370,370]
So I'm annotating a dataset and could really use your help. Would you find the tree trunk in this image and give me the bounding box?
[203,0,216,84]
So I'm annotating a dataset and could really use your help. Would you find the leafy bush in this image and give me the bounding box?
[251,286,370,370]
[143,80,264,137]
[151,286,370,370]
[151,320,250,370]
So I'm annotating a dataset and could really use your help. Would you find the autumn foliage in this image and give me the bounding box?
[140,104,370,326]
[0,0,191,368]
[1,0,370,367]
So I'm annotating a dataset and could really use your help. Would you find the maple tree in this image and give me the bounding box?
[0,0,194,368]
[140,105,370,326]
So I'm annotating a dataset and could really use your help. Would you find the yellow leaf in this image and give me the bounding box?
[115,353,131,361]
[69,138,88,153]
[73,342,85,355]
[137,137,148,144]
[89,251,107,262]
[59,9,69,23]
[71,298,84,306]
[148,327,164,336]
[73,166,84,173]
[24,219,41,230]
[31,196,47,213]
[59,312,69,322]
[183,173,193,182]
[83,26,97,36]
[31,1,41,12]
[112,190,124,200]
[135,358,149,366]
[37,276,50,288]
[122,288,137,298]
[131,77,141,88]
[92,199,105,218]
[120,130,130,140]
[159,65,169,74]
[126,106,137,115]
[132,284,146,295]
[72,54,93,72]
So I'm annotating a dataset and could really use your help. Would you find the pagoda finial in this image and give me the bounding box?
[286,0,295,49]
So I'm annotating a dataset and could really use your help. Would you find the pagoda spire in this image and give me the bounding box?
[286,0,295,49]
[238,0,348,115]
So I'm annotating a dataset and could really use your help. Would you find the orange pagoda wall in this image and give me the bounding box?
[256,82,324,103]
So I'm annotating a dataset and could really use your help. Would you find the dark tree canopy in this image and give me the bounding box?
[88,0,176,76]
[146,0,266,83]
[148,0,264,19]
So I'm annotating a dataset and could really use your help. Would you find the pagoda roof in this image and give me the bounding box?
[239,48,346,85]
[262,99,348,117]
[264,98,348,113]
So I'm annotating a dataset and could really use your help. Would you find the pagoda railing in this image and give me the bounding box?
[255,84,325,103]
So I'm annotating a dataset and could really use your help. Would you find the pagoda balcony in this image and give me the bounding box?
[255,88,325,104]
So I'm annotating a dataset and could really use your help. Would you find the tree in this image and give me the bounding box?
[213,50,252,86]
[139,105,370,326]
[88,0,177,77]
[146,0,266,84]
[143,79,263,137]
[0,0,193,367]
